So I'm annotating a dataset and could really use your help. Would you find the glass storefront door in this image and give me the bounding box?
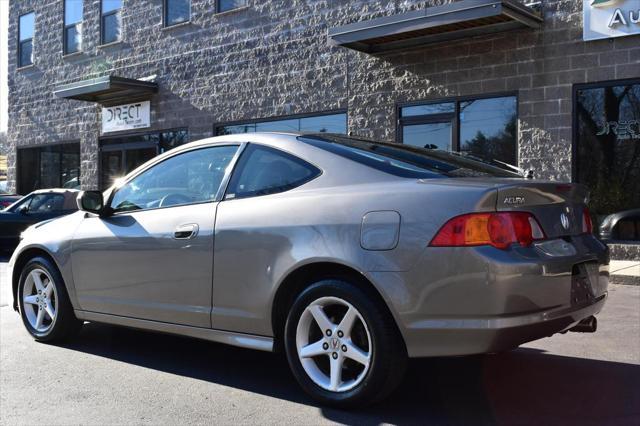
[99,129,188,189]
[100,145,157,189]
[575,80,640,240]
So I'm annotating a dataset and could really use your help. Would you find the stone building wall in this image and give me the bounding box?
[6,0,640,191]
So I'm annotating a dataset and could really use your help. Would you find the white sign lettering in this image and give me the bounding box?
[102,101,151,133]
[583,0,640,41]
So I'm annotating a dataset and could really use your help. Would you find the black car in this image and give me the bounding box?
[0,189,79,253]
[598,208,640,242]
[0,191,22,210]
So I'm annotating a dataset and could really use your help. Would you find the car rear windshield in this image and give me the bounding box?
[299,134,522,179]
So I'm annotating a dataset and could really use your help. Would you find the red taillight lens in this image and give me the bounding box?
[582,207,593,234]
[430,212,545,250]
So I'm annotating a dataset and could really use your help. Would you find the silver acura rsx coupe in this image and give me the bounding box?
[9,132,608,407]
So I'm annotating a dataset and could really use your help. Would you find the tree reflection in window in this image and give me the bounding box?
[576,83,640,218]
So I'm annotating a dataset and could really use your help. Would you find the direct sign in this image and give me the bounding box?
[102,101,151,133]
[583,0,640,41]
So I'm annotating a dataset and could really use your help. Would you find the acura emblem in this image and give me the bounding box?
[560,213,570,230]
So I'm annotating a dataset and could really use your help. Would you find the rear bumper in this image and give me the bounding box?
[403,293,606,357]
[369,234,609,358]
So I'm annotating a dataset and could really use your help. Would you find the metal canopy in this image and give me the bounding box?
[53,75,158,105]
[328,0,543,54]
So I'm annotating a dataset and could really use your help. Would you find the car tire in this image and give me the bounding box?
[284,279,407,408]
[17,256,83,342]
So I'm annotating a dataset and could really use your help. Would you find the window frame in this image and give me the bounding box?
[216,0,247,14]
[17,11,35,68]
[223,143,322,201]
[396,92,519,163]
[571,77,640,184]
[214,110,348,136]
[106,143,245,215]
[100,0,122,45]
[163,0,191,27]
[63,0,83,55]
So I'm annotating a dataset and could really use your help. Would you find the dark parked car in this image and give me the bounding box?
[598,208,640,242]
[0,190,22,210]
[0,189,79,253]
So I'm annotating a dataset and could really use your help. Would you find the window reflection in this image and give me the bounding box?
[217,113,347,135]
[459,97,517,166]
[17,143,80,194]
[400,96,517,167]
[403,122,452,150]
[165,0,191,26]
[576,83,640,218]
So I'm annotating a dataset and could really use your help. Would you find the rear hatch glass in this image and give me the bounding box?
[299,134,522,179]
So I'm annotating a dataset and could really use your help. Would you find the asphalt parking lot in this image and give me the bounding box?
[1,259,639,426]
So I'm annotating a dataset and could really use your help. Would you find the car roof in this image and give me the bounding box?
[31,188,81,195]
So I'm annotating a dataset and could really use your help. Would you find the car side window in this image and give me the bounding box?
[29,194,65,212]
[110,145,239,213]
[11,196,32,212]
[225,144,321,200]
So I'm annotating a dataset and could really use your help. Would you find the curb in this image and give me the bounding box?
[611,275,640,286]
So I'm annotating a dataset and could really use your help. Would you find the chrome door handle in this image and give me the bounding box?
[173,223,199,239]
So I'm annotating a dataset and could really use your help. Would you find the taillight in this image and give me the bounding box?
[582,207,593,234]
[430,212,545,250]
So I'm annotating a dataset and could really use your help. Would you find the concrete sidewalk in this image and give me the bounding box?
[610,260,640,286]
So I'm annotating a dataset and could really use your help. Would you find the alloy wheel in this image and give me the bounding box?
[22,268,58,333]
[295,296,372,392]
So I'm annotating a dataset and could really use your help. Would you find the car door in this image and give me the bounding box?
[212,144,322,335]
[71,144,240,327]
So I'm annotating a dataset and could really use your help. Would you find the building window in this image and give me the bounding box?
[575,80,640,230]
[99,129,189,189]
[216,112,347,135]
[399,95,518,166]
[17,143,81,194]
[217,0,247,13]
[164,0,190,27]
[64,0,83,54]
[101,0,122,44]
[18,12,35,67]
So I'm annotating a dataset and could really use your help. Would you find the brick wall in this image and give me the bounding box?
[6,0,640,191]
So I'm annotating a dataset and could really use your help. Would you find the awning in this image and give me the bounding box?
[53,75,158,105]
[328,0,543,54]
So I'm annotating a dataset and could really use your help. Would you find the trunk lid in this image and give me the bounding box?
[493,180,589,238]
[435,178,590,239]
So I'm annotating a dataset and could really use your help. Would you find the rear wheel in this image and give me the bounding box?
[284,279,406,408]
[18,257,82,342]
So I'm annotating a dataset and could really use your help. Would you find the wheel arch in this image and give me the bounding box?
[270,261,406,353]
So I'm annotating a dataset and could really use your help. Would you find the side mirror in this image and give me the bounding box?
[18,205,29,215]
[77,191,106,215]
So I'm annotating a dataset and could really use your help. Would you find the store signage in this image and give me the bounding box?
[596,120,640,140]
[102,101,151,133]
[583,0,640,41]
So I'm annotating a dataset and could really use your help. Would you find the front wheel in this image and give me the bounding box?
[284,279,407,408]
[18,257,82,342]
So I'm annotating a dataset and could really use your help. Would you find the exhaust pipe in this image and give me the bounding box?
[569,316,597,333]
